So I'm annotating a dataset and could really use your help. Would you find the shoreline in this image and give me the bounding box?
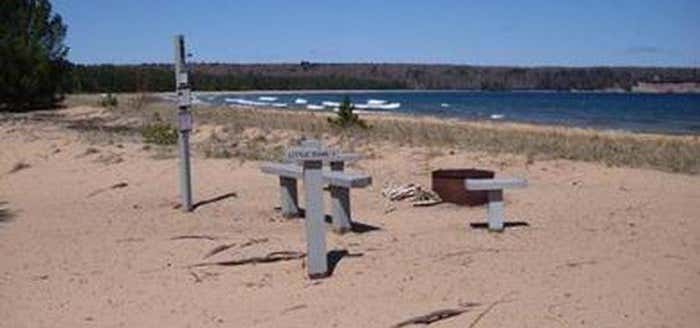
[184,88,700,95]
[203,103,700,138]
[213,104,700,141]
[182,91,700,136]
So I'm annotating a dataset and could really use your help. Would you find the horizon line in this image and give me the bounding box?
[68,61,700,70]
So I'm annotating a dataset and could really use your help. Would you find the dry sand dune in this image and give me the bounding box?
[1,106,699,327]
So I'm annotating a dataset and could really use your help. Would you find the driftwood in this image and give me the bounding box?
[240,238,269,248]
[170,235,218,241]
[467,294,516,328]
[392,308,471,328]
[201,238,271,259]
[203,243,237,259]
[8,162,31,174]
[190,251,306,268]
[86,182,128,198]
[382,183,442,206]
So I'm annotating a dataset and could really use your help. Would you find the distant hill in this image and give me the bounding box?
[67,62,700,93]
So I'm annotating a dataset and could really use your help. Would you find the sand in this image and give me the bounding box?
[1,106,699,327]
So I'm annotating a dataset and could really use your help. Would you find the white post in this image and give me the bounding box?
[303,160,328,278]
[174,35,193,212]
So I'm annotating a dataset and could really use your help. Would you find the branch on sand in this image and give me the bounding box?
[202,238,270,259]
[202,243,237,259]
[391,305,479,328]
[467,293,517,328]
[170,235,218,241]
[86,182,128,198]
[8,162,31,174]
[190,251,306,268]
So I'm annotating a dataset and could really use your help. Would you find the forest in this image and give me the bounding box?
[67,62,700,93]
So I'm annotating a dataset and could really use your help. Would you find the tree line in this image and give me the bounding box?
[66,63,700,93]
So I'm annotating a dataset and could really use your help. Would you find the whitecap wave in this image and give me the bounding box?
[378,102,400,110]
[354,103,369,109]
[322,101,341,107]
[367,99,387,105]
[225,98,267,106]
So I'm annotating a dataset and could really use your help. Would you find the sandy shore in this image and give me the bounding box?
[1,105,699,327]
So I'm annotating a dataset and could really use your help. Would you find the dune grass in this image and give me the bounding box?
[189,107,700,174]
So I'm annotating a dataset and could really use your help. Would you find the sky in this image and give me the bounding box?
[52,0,700,67]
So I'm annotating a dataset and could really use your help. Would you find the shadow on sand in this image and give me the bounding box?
[327,249,364,276]
[469,221,530,231]
[282,208,381,234]
[324,215,381,234]
[0,202,14,224]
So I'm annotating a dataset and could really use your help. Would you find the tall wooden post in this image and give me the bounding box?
[174,35,193,212]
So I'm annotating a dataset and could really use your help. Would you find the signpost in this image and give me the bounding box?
[174,35,193,212]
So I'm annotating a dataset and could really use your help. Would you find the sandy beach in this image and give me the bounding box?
[1,103,699,327]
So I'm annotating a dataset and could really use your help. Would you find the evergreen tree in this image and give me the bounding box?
[0,0,69,111]
[328,96,367,129]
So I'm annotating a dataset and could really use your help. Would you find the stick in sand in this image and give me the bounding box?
[190,251,306,268]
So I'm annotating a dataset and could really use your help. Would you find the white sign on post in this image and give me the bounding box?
[285,148,339,162]
[178,110,193,131]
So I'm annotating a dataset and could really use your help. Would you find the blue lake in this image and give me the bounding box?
[201,91,700,135]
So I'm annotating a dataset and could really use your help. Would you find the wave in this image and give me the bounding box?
[258,96,277,102]
[306,104,324,110]
[224,98,268,106]
[367,99,387,105]
[377,102,400,110]
[322,101,341,107]
[294,98,308,104]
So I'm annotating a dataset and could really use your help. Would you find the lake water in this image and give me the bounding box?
[199,91,700,135]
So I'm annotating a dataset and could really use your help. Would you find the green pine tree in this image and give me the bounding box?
[0,0,69,111]
[327,96,368,129]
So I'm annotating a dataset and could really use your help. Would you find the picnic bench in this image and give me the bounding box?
[260,160,372,233]
[261,140,373,278]
[465,177,527,231]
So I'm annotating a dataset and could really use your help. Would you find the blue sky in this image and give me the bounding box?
[53,0,699,67]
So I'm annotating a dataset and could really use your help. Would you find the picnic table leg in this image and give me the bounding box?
[303,160,328,278]
[487,190,504,231]
[330,186,352,234]
[279,177,299,218]
[330,161,352,234]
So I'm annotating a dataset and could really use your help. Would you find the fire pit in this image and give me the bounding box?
[431,169,494,206]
